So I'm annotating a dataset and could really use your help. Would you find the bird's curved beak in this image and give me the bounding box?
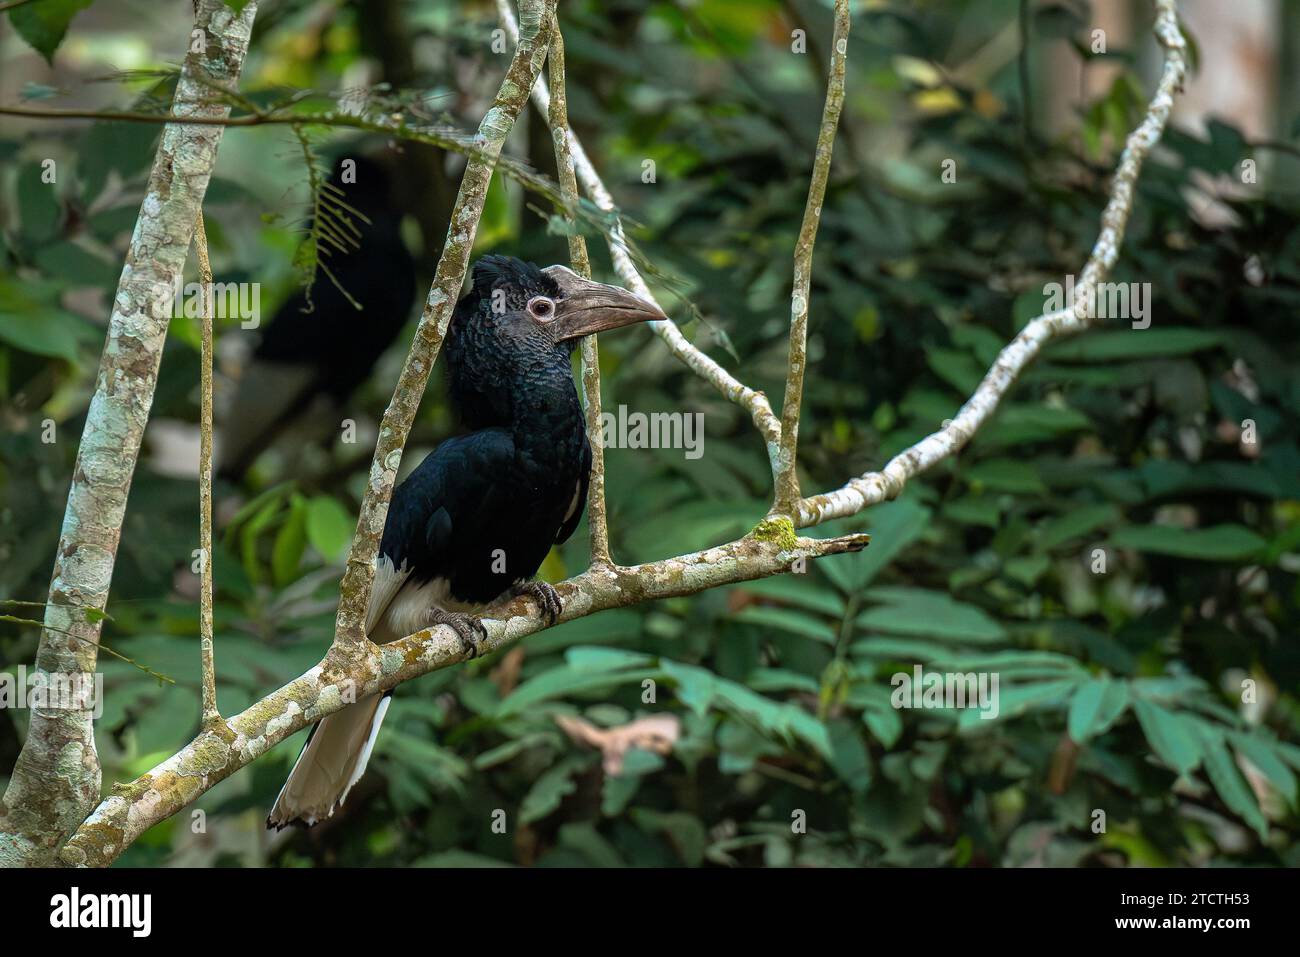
[543,264,667,341]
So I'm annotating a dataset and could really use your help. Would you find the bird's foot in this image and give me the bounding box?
[428,608,488,659]
[511,581,563,626]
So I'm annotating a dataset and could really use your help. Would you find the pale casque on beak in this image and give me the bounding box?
[542,264,667,341]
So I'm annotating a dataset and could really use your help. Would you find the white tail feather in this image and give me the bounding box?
[267,693,391,829]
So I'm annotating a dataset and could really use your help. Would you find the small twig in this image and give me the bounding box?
[0,598,107,619]
[545,17,611,567]
[771,0,850,517]
[0,102,608,245]
[192,210,220,727]
[0,615,174,685]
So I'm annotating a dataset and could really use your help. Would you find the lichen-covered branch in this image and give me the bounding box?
[193,211,219,727]
[496,0,785,473]
[772,0,850,516]
[545,19,610,566]
[61,527,866,866]
[797,0,1187,527]
[0,0,258,868]
[331,0,558,652]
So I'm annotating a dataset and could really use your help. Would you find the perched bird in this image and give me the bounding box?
[217,154,417,480]
[268,255,666,828]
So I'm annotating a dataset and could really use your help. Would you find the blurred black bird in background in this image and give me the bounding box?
[268,255,666,828]
[217,154,417,480]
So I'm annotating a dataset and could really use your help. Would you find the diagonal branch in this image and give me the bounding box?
[496,0,784,474]
[60,527,867,866]
[330,0,558,654]
[772,0,851,516]
[0,0,259,868]
[797,0,1188,528]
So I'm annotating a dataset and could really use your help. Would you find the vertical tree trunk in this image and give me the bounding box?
[0,0,259,867]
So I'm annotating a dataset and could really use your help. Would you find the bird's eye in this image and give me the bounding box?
[527,296,556,321]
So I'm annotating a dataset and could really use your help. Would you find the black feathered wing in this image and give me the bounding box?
[555,435,591,545]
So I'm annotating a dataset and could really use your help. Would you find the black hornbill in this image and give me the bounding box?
[268,255,666,828]
[217,155,417,480]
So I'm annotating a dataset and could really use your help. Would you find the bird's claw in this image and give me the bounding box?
[513,581,563,626]
[429,609,488,659]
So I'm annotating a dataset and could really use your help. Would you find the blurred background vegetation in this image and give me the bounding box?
[2,0,1299,867]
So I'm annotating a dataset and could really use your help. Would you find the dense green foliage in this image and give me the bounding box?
[1,0,1298,867]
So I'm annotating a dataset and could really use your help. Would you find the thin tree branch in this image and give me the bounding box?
[330,0,559,654]
[0,0,259,868]
[61,527,867,866]
[772,0,850,517]
[496,0,785,474]
[192,211,220,728]
[545,17,610,567]
[797,0,1188,527]
[0,103,601,245]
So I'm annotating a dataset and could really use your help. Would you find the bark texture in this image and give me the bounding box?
[0,0,258,867]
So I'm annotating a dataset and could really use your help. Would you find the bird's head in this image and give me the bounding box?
[447,255,665,425]
[461,255,665,353]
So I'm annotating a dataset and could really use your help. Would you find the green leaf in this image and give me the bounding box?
[661,660,831,757]
[975,403,1094,448]
[1197,724,1268,839]
[1003,554,1050,587]
[827,718,872,792]
[1067,676,1129,743]
[745,668,819,694]
[864,707,903,750]
[497,664,656,716]
[957,678,1079,729]
[737,576,846,618]
[732,606,838,644]
[305,496,354,561]
[943,495,1002,529]
[1049,327,1222,362]
[557,822,627,866]
[564,646,657,671]
[1133,699,1202,776]
[927,347,984,394]
[1231,733,1298,810]
[520,755,592,824]
[380,729,470,797]
[9,0,95,64]
[271,498,308,586]
[840,497,931,592]
[1037,504,1121,551]
[929,651,1086,679]
[1109,524,1267,561]
[851,636,957,662]
[854,685,903,749]
[963,459,1048,494]
[858,587,1006,643]
[0,280,98,362]
[630,809,707,866]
